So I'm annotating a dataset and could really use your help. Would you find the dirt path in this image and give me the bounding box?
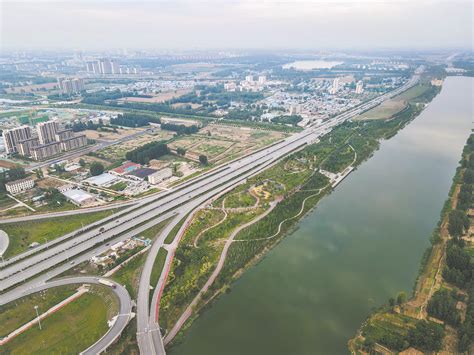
[163,200,279,345]
[194,200,228,248]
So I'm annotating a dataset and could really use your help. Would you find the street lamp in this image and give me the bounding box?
[34,305,42,330]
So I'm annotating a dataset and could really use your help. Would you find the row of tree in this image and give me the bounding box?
[125,142,170,164]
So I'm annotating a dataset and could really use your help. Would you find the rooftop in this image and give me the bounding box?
[127,167,157,179]
[111,161,141,175]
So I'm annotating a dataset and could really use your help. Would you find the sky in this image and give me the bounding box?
[1,0,473,51]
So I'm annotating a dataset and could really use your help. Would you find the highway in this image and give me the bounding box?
[1,276,132,355]
[0,73,420,354]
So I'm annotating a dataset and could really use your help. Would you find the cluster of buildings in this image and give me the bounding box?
[3,120,87,160]
[90,237,151,269]
[224,75,267,92]
[57,77,85,95]
[86,58,139,75]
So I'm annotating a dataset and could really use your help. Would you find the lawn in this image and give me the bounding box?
[0,209,117,258]
[224,191,257,208]
[1,291,111,354]
[112,253,147,299]
[0,285,77,338]
[356,99,407,121]
[150,248,168,291]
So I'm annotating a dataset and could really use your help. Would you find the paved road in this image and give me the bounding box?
[2,276,132,355]
[0,230,9,257]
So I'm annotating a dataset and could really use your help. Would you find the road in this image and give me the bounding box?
[0,73,420,354]
[1,276,132,355]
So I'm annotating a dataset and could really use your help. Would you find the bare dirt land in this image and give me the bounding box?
[118,89,192,104]
[83,127,144,141]
[169,124,287,164]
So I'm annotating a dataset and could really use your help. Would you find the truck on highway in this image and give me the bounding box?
[98,278,116,289]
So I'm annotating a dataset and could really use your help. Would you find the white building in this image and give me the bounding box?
[5,177,34,195]
[258,75,266,85]
[329,78,340,95]
[148,168,173,184]
[62,188,95,206]
[245,75,254,83]
[355,81,364,94]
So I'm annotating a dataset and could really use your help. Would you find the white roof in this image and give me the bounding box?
[84,173,117,186]
[62,188,94,203]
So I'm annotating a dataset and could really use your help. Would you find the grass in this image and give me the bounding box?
[1,290,111,354]
[109,181,128,191]
[0,285,77,338]
[224,191,257,208]
[0,209,117,258]
[356,99,407,121]
[150,248,168,291]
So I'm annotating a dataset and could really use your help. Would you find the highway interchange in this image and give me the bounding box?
[0,71,420,354]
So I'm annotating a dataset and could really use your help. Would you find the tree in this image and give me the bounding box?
[90,162,104,176]
[176,147,186,156]
[396,291,407,305]
[79,159,86,167]
[199,155,208,165]
[389,297,396,307]
[448,210,469,237]
[407,320,444,352]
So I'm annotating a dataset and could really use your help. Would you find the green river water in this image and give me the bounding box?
[171,76,473,355]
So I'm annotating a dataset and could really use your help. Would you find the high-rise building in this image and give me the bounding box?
[58,78,85,95]
[18,137,39,156]
[111,60,120,74]
[100,59,113,74]
[245,75,254,83]
[3,125,32,154]
[60,135,87,151]
[54,129,74,142]
[258,75,266,85]
[329,78,340,94]
[31,142,62,161]
[355,81,364,94]
[37,121,58,144]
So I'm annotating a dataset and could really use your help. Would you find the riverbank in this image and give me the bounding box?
[159,79,442,350]
[349,133,474,354]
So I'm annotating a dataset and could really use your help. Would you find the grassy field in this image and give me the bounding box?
[224,191,257,208]
[150,248,168,292]
[1,290,111,354]
[356,99,407,121]
[0,209,117,258]
[0,285,77,338]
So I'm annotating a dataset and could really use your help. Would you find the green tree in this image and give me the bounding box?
[396,291,407,305]
[448,210,469,237]
[90,162,104,176]
[79,159,86,167]
[177,147,186,156]
[199,155,208,165]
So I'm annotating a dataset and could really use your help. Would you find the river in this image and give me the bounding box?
[170,76,473,355]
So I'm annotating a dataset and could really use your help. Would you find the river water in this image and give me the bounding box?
[171,77,473,355]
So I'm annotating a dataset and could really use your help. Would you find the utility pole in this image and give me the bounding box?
[34,305,42,330]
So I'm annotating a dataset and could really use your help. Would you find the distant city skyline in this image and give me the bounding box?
[1,0,472,51]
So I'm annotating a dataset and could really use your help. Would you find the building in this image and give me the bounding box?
[31,142,61,160]
[60,135,87,151]
[126,167,157,181]
[54,129,74,142]
[17,137,39,156]
[329,78,340,95]
[148,167,173,184]
[5,177,34,195]
[84,173,118,187]
[258,75,266,85]
[355,81,364,94]
[37,120,58,144]
[61,188,95,206]
[110,161,141,176]
[58,78,84,95]
[3,125,32,154]
[245,75,254,83]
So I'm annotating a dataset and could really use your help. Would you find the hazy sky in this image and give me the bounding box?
[1,0,472,50]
